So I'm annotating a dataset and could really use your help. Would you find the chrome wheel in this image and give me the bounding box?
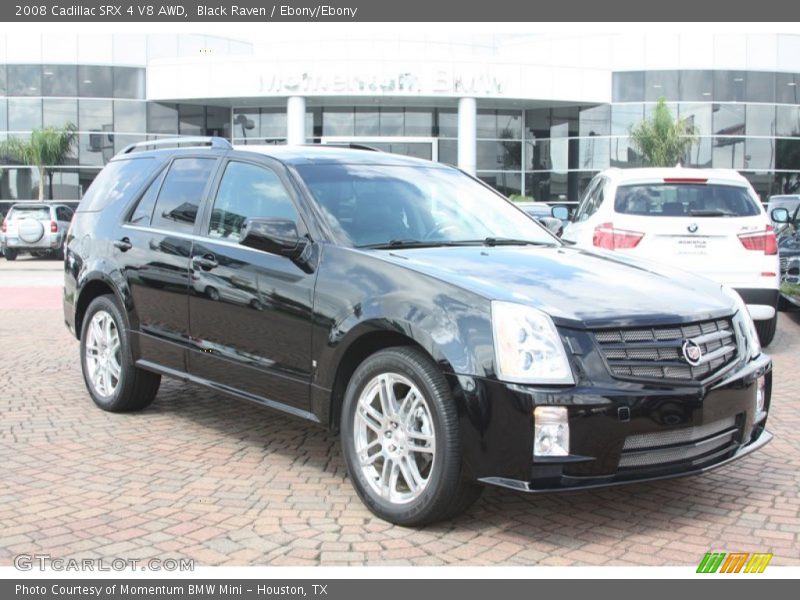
[84,310,121,397]
[354,373,436,504]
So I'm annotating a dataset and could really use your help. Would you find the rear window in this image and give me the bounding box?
[9,206,51,220]
[77,157,156,213]
[614,184,760,218]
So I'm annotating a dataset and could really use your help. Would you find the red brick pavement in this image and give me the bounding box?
[0,287,798,566]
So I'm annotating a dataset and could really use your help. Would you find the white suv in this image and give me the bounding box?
[561,167,780,345]
[1,203,73,261]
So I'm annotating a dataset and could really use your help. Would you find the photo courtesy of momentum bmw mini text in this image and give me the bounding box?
[0,0,798,598]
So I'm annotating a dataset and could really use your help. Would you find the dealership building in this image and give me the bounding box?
[3,31,800,203]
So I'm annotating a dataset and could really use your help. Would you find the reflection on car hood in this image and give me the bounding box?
[373,245,734,328]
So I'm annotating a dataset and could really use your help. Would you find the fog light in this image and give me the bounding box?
[756,376,766,415]
[533,406,569,457]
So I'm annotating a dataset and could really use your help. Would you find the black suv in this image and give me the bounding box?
[64,138,773,526]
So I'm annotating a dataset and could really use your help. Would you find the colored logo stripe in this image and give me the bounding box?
[697,552,773,573]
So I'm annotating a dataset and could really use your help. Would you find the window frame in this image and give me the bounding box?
[196,155,311,243]
[142,155,221,234]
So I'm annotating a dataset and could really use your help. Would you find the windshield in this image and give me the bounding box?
[614,184,760,217]
[294,164,556,247]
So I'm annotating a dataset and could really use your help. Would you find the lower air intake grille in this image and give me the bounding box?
[618,417,738,469]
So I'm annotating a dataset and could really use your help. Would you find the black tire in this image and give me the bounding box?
[53,247,65,261]
[205,286,220,301]
[80,294,161,412]
[340,347,482,526]
[4,249,17,261]
[755,314,777,347]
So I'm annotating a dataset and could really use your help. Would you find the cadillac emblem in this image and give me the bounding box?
[682,339,703,365]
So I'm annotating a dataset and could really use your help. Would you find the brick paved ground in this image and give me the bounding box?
[1,258,799,566]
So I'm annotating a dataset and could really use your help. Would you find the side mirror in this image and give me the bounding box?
[771,207,790,223]
[551,206,569,221]
[239,218,310,261]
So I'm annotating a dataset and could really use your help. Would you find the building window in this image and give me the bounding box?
[42,65,78,97]
[148,102,179,135]
[78,65,113,98]
[7,65,42,97]
[7,98,42,132]
[113,67,146,99]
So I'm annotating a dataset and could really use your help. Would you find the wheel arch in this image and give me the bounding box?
[74,274,127,340]
[324,321,462,432]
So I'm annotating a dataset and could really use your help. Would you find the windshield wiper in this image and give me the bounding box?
[688,209,737,217]
[480,237,558,247]
[356,239,458,249]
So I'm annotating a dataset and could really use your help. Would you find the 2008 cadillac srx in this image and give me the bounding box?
[64,138,773,525]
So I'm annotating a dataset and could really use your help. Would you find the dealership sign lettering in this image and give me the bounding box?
[258,70,506,96]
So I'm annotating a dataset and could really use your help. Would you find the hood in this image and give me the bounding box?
[371,245,735,328]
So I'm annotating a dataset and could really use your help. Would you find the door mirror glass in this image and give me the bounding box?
[239,217,308,260]
[551,206,569,221]
[771,207,790,223]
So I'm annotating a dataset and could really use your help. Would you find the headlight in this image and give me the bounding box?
[721,285,761,358]
[491,301,574,384]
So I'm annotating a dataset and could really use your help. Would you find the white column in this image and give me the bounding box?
[457,97,477,175]
[286,96,306,146]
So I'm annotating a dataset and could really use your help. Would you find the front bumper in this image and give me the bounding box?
[453,352,772,492]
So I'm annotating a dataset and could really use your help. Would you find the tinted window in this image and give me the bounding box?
[208,162,300,240]
[42,65,77,97]
[7,65,42,96]
[77,158,155,212]
[614,184,760,217]
[151,158,216,232]
[78,65,113,98]
[43,99,78,129]
[296,164,555,248]
[113,67,145,99]
[128,168,166,226]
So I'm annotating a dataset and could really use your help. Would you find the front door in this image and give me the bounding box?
[187,158,317,416]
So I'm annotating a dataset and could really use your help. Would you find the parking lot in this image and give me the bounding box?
[1,256,799,567]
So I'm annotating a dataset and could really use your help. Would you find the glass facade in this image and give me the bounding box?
[0,63,231,200]
[4,61,800,204]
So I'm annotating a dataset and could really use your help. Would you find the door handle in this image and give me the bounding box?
[192,255,218,270]
[113,237,132,251]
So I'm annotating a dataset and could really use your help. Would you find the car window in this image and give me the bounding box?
[574,178,603,222]
[295,164,556,248]
[128,168,167,226]
[151,158,216,232]
[208,161,301,240]
[77,157,155,213]
[614,184,760,217]
[10,206,51,220]
[56,207,73,221]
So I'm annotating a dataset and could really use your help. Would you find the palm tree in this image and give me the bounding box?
[630,98,698,167]
[1,123,77,201]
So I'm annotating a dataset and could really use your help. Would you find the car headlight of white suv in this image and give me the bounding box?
[491,301,575,385]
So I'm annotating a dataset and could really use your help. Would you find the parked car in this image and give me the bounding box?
[561,168,781,346]
[64,139,772,526]
[1,202,74,261]
[771,204,800,309]
[516,202,564,236]
[766,194,800,234]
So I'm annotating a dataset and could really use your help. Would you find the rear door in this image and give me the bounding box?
[119,156,220,372]
[610,180,774,287]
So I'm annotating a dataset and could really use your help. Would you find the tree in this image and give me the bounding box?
[1,123,77,201]
[630,98,697,167]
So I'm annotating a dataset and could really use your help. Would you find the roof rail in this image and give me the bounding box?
[117,136,232,157]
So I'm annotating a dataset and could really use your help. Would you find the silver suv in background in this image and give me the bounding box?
[1,203,73,261]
